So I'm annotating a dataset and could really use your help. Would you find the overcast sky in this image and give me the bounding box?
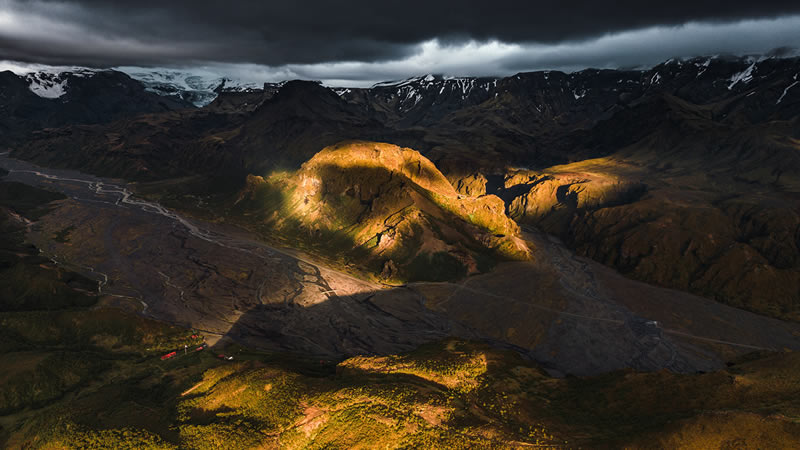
[1,0,800,86]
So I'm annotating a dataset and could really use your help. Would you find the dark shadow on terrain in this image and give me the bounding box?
[0,182,149,418]
[214,281,473,361]
[553,187,800,322]
[0,181,99,312]
[495,175,552,204]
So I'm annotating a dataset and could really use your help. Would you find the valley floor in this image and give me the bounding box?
[2,153,798,378]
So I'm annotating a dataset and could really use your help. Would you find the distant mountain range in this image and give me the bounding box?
[0,68,191,140]
[5,54,799,192]
[7,54,799,111]
[5,54,799,117]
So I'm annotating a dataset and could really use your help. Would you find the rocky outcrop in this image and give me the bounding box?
[452,172,488,197]
[235,141,530,282]
[505,167,646,230]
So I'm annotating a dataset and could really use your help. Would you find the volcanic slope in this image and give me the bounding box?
[232,141,530,283]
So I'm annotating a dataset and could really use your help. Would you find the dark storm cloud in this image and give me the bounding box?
[2,0,800,67]
[495,18,800,73]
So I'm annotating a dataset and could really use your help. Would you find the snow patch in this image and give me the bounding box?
[650,72,662,85]
[26,75,67,98]
[375,75,497,106]
[776,74,799,104]
[372,75,433,88]
[22,68,100,99]
[695,58,712,76]
[728,63,756,90]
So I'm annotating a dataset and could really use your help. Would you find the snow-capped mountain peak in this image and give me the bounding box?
[369,74,499,103]
[23,68,101,99]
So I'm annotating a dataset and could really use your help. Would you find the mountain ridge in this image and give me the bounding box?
[6,54,800,321]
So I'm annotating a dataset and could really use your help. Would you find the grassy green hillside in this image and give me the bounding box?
[8,338,799,449]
